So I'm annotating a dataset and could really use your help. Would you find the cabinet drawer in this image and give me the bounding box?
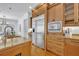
[56,38,64,42]
[48,36,64,42]
[54,48,64,56]
[65,39,79,46]
[47,43,64,56]
[47,42,64,50]
[47,37,64,44]
[53,41,64,47]
[47,39,64,49]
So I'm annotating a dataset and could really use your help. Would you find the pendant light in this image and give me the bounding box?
[1,15,6,25]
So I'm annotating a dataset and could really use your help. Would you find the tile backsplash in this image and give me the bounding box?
[63,26,79,34]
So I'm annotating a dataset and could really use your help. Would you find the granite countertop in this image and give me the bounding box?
[5,35,21,39]
[0,37,31,49]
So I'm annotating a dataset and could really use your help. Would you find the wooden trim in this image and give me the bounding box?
[44,4,49,52]
[32,3,45,11]
[29,17,32,28]
[63,3,66,27]
[74,4,78,24]
[48,3,61,9]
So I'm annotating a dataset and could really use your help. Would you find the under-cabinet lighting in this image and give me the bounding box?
[0,36,2,40]
[28,28,32,32]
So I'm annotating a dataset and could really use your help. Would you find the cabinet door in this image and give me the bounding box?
[55,4,64,21]
[65,39,79,56]
[48,6,55,21]
[64,3,74,26]
[64,3,79,26]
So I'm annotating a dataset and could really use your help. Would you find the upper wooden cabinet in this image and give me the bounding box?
[32,3,79,26]
[32,4,48,18]
[48,4,64,22]
[64,3,79,26]
[48,3,79,26]
[55,4,64,21]
[48,5,55,21]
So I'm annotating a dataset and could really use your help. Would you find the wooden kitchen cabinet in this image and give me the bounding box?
[48,4,64,21]
[47,34,64,56]
[48,5,55,21]
[55,4,64,21]
[0,40,31,56]
[47,4,64,56]
[32,3,79,56]
[48,3,79,26]
[65,39,79,56]
[64,3,79,26]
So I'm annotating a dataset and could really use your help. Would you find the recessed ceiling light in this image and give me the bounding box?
[9,7,12,10]
[29,6,32,9]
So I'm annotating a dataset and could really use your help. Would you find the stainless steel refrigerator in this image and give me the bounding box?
[32,15,44,48]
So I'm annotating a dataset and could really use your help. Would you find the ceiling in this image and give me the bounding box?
[0,3,39,20]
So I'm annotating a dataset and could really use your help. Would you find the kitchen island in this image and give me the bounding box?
[0,37,32,56]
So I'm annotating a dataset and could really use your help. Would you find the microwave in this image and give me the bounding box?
[48,21,62,32]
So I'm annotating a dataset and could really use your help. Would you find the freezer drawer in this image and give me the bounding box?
[36,33,44,48]
[32,33,37,45]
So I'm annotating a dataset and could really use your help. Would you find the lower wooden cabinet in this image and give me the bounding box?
[65,39,79,56]
[47,34,79,56]
[0,40,32,56]
[47,35,64,56]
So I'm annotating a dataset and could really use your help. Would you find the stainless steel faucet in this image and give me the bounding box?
[3,25,14,47]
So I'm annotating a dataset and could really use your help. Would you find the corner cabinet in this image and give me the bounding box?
[64,3,79,26]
